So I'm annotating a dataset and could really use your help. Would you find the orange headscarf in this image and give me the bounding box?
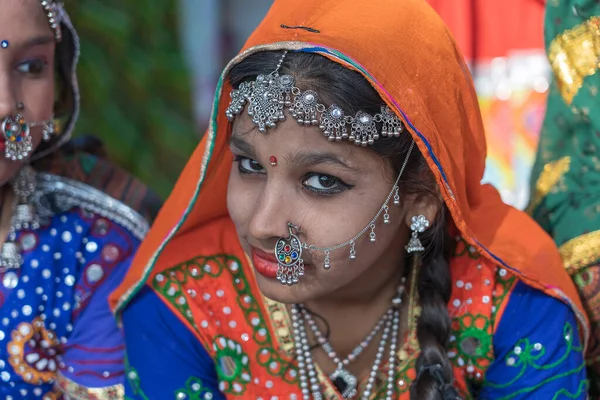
[110,0,588,342]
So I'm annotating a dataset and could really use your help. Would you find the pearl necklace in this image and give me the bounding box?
[291,285,404,400]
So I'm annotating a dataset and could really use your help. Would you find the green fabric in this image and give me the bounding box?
[63,0,198,199]
[529,0,600,248]
[528,0,600,392]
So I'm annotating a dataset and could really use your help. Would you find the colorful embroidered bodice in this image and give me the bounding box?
[0,173,147,399]
[121,218,587,399]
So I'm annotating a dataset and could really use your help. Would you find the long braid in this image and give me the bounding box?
[410,211,462,400]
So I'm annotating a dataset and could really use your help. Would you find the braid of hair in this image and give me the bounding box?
[409,210,462,400]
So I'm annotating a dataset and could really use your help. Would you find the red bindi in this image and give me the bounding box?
[269,156,277,166]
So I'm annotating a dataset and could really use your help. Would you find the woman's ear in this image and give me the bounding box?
[401,193,441,229]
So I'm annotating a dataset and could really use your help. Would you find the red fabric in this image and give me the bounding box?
[426,0,545,60]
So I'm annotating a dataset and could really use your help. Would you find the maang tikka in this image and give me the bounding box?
[226,51,405,146]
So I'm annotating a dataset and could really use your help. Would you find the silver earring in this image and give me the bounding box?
[42,119,54,142]
[274,223,305,285]
[1,166,38,270]
[405,214,429,253]
[11,166,39,230]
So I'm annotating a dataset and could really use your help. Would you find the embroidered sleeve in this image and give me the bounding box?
[122,286,225,400]
[56,213,141,399]
[479,281,587,399]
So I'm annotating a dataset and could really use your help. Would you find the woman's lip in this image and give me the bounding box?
[251,248,279,279]
[252,247,278,263]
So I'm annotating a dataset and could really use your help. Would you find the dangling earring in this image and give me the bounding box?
[274,223,305,285]
[29,114,55,142]
[1,113,33,160]
[1,166,38,270]
[42,118,54,142]
[11,166,39,230]
[406,214,429,253]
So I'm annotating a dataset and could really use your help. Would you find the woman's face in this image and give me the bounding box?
[0,0,55,184]
[227,112,435,304]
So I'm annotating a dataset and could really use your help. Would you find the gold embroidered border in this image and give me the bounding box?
[560,230,600,273]
[55,372,124,400]
[548,16,600,104]
[527,156,571,213]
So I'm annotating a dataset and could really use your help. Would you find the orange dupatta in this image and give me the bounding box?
[110,0,588,348]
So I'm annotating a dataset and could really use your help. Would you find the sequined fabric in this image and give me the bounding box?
[0,176,145,398]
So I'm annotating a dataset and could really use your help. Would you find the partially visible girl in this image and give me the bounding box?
[0,0,157,397]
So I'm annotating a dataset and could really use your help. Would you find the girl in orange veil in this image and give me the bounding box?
[111,0,588,398]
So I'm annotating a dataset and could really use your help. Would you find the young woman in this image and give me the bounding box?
[113,0,589,398]
[0,0,156,397]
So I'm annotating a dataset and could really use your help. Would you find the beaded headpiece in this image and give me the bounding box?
[40,0,63,42]
[225,51,406,146]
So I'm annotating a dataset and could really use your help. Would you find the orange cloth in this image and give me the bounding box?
[110,0,587,343]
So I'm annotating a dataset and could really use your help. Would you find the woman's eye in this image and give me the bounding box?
[17,59,47,75]
[302,173,351,195]
[236,156,265,173]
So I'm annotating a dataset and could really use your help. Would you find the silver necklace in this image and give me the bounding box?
[292,284,405,399]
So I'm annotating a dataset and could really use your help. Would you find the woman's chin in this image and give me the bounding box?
[254,274,320,304]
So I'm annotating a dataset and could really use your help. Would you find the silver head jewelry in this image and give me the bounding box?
[31,0,81,161]
[225,51,406,146]
[40,0,63,42]
[273,142,415,285]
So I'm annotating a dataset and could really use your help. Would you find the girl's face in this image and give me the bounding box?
[227,112,438,304]
[0,0,55,183]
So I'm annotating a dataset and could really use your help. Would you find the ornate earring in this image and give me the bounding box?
[1,166,38,270]
[406,214,429,253]
[274,223,305,285]
[41,118,55,142]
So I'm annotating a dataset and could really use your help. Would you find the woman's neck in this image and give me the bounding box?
[297,244,407,380]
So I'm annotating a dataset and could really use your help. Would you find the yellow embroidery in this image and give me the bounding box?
[548,16,600,104]
[56,372,125,400]
[527,156,571,212]
[560,230,600,273]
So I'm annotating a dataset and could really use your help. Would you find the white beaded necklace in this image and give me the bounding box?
[291,283,405,399]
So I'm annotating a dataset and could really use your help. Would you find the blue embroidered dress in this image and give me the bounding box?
[0,172,148,399]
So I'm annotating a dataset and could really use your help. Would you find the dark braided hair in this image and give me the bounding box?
[229,51,461,400]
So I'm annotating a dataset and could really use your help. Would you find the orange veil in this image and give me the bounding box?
[110,0,588,343]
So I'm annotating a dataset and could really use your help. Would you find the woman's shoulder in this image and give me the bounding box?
[448,239,585,395]
[32,171,149,241]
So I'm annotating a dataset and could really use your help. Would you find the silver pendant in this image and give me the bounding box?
[274,224,304,285]
[0,241,23,270]
[330,367,358,398]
